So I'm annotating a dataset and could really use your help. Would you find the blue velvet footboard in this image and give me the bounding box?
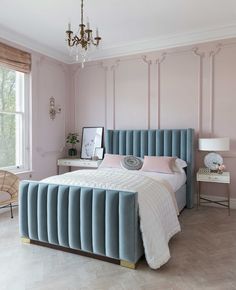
[19,181,144,264]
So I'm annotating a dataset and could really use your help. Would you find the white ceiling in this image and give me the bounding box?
[0,0,236,63]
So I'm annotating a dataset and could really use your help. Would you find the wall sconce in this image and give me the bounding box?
[49,97,61,120]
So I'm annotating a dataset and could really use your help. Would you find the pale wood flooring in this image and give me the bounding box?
[0,207,236,290]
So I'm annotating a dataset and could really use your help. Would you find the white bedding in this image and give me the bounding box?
[42,168,181,269]
[139,170,186,192]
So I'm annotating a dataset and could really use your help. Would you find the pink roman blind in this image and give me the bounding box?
[0,42,31,73]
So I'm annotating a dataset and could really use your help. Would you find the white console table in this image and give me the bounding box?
[57,158,102,174]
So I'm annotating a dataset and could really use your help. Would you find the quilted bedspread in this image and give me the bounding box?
[43,168,181,269]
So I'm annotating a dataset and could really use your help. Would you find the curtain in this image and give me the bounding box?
[0,42,31,73]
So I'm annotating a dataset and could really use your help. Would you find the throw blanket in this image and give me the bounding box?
[43,168,181,269]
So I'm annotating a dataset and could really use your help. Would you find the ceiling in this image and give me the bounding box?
[0,0,236,64]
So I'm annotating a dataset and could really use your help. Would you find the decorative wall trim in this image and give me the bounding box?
[156,53,167,129]
[192,47,205,136]
[101,64,108,130]
[71,24,236,64]
[111,60,120,130]
[209,43,222,135]
[2,23,236,64]
[142,56,152,129]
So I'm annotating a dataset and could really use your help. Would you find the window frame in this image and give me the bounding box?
[0,66,31,173]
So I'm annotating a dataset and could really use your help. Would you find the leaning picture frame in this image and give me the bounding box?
[94,147,104,160]
[80,127,103,159]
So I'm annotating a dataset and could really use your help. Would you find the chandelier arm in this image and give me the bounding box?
[91,37,101,46]
[73,35,82,46]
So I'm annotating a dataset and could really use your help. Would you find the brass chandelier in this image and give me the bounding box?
[66,0,101,65]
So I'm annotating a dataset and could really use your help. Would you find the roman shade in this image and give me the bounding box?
[0,42,31,73]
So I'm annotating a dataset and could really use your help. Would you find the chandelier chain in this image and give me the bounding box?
[81,0,84,24]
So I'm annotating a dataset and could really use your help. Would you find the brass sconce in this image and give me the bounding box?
[49,97,61,120]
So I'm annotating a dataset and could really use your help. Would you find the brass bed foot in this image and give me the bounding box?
[21,237,31,244]
[120,260,136,269]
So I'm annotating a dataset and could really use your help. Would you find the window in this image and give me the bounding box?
[0,65,30,172]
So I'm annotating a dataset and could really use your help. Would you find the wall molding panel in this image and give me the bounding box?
[111,60,120,129]
[73,38,236,197]
[141,56,152,129]
[156,53,167,129]
[192,47,205,136]
[209,43,222,135]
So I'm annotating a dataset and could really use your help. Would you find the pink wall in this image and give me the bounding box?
[71,38,236,199]
[2,37,235,202]
[0,38,72,181]
[27,53,72,180]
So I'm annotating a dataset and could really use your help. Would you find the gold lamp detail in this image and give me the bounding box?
[66,0,101,66]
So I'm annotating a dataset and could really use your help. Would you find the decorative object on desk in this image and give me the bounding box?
[66,133,80,157]
[81,127,103,159]
[49,97,61,120]
[94,147,104,160]
[65,0,101,67]
[218,164,226,174]
[198,137,230,172]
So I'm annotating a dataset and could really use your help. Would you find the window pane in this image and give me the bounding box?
[0,66,16,113]
[0,64,29,172]
[0,113,16,167]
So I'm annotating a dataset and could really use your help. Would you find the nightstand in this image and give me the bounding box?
[197,168,230,215]
[57,158,102,174]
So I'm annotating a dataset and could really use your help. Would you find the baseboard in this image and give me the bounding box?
[199,194,236,209]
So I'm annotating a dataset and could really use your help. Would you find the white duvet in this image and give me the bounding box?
[42,168,181,269]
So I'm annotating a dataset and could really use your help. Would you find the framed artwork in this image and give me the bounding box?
[81,127,103,159]
[94,147,104,160]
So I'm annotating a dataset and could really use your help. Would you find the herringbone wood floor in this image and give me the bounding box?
[0,207,236,290]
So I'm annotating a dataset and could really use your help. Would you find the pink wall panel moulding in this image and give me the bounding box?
[73,38,236,198]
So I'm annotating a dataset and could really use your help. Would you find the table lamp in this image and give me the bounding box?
[198,138,230,172]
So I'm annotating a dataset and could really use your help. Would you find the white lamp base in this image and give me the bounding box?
[204,152,223,171]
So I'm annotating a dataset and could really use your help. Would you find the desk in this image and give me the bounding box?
[57,158,102,174]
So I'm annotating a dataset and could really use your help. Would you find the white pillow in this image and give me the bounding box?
[173,158,187,173]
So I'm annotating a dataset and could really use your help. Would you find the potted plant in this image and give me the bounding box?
[66,133,79,157]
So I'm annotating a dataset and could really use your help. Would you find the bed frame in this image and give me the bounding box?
[19,128,194,269]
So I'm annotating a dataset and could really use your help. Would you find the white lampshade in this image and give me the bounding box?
[199,138,230,151]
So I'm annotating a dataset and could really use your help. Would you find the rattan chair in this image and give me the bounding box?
[0,170,19,218]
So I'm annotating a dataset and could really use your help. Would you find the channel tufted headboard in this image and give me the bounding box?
[105,128,195,208]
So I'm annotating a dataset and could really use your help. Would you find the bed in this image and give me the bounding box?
[19,128,195,269]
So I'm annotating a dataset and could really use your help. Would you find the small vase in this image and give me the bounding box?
[68,148,77,157]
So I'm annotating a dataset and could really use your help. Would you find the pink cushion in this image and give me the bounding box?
[99,154,124,168]
[140,156,176,174]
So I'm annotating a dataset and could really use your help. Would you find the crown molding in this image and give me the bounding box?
[87,24,236,62]
[1,23,236,64]
[0,24,71,63]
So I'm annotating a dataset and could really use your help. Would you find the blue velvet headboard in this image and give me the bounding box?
[105,128,195,209]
